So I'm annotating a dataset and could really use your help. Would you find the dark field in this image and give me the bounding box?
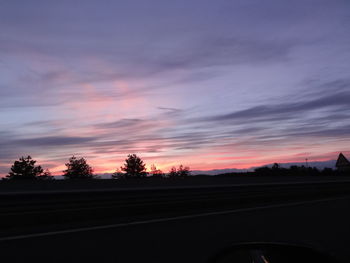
[1,175,349,193]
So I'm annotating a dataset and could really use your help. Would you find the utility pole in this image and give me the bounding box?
[305,158,309,168]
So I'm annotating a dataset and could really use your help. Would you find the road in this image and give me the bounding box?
[0,181,350,262]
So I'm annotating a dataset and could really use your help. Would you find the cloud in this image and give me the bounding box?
[0,134,97,159]
[283,124,350,138]
[1,1,350,175]
[200,83,350,125]
[94,118,150,129]
[157,107,181,112]
[0,165,9,175]
[14,136,97,147]
[140,37,295,74]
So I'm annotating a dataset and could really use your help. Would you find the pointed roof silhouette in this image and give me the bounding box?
[336,153,350,167]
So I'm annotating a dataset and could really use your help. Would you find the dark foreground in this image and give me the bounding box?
[1,178,350,262]
[1,175,349,192]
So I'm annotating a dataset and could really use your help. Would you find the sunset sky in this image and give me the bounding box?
[1,0,350,176]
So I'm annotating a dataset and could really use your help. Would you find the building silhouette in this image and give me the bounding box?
[336,153,350,172]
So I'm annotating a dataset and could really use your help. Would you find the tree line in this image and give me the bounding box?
[3,154,190,180]
[216,163,340,177]
[3,156,342,181]
[253,163,337,176]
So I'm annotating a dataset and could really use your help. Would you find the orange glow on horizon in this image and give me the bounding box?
[2,149,347,178]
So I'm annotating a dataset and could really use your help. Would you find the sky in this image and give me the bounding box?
[1,0,350,176]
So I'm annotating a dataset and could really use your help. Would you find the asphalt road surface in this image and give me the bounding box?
[1,181,350,263]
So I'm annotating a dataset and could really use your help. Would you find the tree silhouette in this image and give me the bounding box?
[177,165,190,177]
[168,165,190,177]
[272,163,280,170]
[168,166,178,177]
[253,164,324,176]
[111,168,125,179]
[149,164,164,177]
[121,154,146,178]
[37,169,55,180]
[63,156,95,179]
[6,156,43,180]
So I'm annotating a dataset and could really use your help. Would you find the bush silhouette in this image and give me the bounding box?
[63,156,95,179]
